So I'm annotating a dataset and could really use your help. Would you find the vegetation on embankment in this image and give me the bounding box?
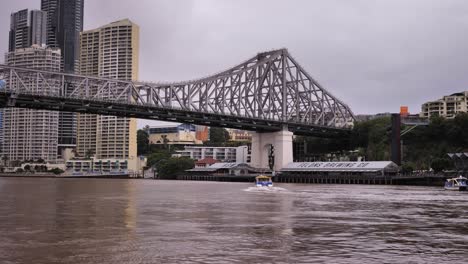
[297,113,468,172]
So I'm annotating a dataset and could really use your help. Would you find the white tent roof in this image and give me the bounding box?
[281,161,398,172]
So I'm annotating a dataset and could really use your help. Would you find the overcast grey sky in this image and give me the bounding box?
[2,0,468,127]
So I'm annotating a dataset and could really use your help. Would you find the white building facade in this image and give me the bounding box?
[77,19,139,171]
[420,91,468,119]
[176,146,249,163]
[1,46,61,162]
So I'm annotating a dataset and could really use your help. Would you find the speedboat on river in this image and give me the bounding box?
[444,176,467,191]
[255,175,273,188]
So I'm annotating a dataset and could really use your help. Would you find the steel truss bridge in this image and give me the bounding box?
[0,49,354,137]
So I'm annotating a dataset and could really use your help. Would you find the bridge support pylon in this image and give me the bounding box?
[250,128,293,171]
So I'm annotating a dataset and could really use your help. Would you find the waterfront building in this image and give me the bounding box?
[280,161,399,177]
[65,157,146,176]
[1,46,61,162]
[77,19,139,171]
[148,124,202,145]
[9,9,47,52]
[420,91,468,119]
[185,163,269,180]
[227,129,252,142]
[65,158,129,174]
[175,145,249,163]
[41,0,84,151]
[447,153,468,174]
[194,158,219,168]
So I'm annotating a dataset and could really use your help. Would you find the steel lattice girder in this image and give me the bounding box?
[0,49,355,137]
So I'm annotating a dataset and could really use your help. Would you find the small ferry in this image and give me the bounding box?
[444,176,467,191]
[255,175,273,187]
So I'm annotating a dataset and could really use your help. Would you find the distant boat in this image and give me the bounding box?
[444,176,467,191]
[255,175,273,187]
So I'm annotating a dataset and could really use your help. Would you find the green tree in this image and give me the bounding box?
[137,129,150,155]
[401,162,415,174]
[161,135,170,151]
[24,165,31,172]
[85,149,95,159]
[11,160,21,167]
[146,149,172,168]
[448,113,468,148]
[350,117,391,161]
[49,168,64,175]
[208,127,230,145]
[430,158,452,173]
[1,155,8,167]
[157,157,194,179]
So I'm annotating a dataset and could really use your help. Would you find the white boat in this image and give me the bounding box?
[444,176,467,191]
[255,175,273,187]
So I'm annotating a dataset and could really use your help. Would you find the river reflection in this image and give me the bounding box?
[0,178,467,263]
[0,178,137,264]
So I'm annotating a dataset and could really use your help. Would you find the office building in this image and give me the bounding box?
[9,9,47,52]
[420,91,468,119]
[1,46,61,162]
[41,0,58,47]
[41,0,83,72]
[148,124,202,145]
[77,19,139,171]
[41,0,84,151]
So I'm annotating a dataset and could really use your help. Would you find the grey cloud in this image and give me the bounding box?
[2,0,468,128]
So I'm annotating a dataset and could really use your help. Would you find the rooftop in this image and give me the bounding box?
[281,161,398,172]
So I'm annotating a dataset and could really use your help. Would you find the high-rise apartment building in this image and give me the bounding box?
[9,9,47,52]
[420,91,468,119]
[41,0,84,151]
[78,19,139,171]
[1,46,61,162]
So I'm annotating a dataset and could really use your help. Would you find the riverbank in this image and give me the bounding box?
[0,173,139,179]
[0,173,57,178]
[1,173,449,186]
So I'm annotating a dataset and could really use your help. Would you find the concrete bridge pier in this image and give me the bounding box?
[250,128,293,171]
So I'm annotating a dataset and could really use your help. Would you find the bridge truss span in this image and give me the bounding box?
[0,49,355,137]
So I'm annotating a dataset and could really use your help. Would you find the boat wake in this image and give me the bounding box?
[243,186,290,193]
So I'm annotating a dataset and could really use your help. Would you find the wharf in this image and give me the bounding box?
[175,173,448,186]
[176,174,254,182]
[0,173,57,178]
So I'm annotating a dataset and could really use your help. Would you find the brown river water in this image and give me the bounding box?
[0,178,467,264]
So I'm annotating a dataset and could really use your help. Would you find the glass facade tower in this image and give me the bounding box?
[41,0,84,150]
[41,0,83,72]
[9,9,47,52]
